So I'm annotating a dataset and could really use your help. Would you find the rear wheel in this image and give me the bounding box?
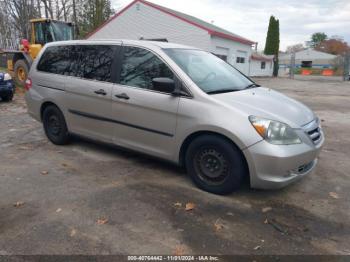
[185,135,248,195]
[14,60,29,88]
[43,105,70,145]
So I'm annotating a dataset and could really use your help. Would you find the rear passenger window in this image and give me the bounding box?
[120,46,174,91]
[37,46,71,74]
[77,45,116,82]
[37,45,116,83]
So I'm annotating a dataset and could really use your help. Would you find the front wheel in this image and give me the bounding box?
[42,105,70,145]
[185,135,248,195]
[1,93,13,102]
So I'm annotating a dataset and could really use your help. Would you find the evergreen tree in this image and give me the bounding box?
[264,16,280,76]
[78,0,114,38]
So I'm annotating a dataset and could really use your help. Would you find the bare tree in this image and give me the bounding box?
[0,0,115,46]
[61,0,72,21]
[71,0,79,36]
[37,0,42,17]
[3,0,39,39]
[41,0,54,19]
[286,43,304,54]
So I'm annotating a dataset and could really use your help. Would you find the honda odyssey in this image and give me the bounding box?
[25,40,324,194]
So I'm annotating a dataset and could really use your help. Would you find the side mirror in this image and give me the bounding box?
[152,77,176,93]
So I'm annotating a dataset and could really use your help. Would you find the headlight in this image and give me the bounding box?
[249,116,301,145]
[4,73,12,81]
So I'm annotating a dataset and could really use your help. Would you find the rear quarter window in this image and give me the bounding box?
[37,44,116,83]
[37,46,72,75]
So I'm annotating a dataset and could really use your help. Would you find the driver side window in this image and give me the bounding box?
[120,46,174,92]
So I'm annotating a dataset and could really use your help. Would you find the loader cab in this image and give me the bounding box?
[31,19,74,46]
[28,19,74,59]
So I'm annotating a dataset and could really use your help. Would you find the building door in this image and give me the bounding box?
[235,50,248,74]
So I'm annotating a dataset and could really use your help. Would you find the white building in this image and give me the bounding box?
[249,53,274,77]
[279,49,337,69]
[87,0,272,77]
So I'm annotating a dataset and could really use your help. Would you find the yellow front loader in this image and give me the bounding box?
[2,18,73,87]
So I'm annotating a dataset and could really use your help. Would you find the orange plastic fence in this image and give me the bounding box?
[301,69,311,75]
[322,69,334,76]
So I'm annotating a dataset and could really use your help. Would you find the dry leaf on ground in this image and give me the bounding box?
[56,208,62,213]
[254,245,261,250]
[174,202,182,208]
[14,201,24,208]
[19,146,31,150]
[70,229,77,237]
[173,245,186,255]
[329,192,339,199]
[185,202,195,211]
[96,218,109,225]
[214,219,224,232]
[41,171,49,175]
[262,207,272,213]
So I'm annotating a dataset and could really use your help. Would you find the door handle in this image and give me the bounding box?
[94,89,107,95]
[115,93,130,100]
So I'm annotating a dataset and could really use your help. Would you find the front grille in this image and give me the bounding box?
[303,119,322,145]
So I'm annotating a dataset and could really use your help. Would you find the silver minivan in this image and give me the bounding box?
[25,40,324,194]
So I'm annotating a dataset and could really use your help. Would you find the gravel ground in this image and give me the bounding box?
[0,77,349,255]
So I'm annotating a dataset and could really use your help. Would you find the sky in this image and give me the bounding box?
[110,0,350,51]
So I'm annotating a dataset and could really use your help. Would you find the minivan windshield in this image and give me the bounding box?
[163,49,256,94]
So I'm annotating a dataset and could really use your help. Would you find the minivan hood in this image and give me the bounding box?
[213,87,315,128]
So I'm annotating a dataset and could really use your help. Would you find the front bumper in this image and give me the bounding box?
[243,126,324,189]
[0,82,15,96]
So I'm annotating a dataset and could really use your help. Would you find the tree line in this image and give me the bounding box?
[0,0,114,48]
[286,32,350,56]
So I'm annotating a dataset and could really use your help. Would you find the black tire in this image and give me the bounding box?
[42,105,70,145]
[14,60,29,88]
[185,135,248,195]
[1,93,14,102]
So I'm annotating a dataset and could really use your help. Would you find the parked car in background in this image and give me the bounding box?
[25,40,324,194]
[0,72,15,102]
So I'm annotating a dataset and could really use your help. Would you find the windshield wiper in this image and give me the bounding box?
[206,89,239,95]
[245,83,260,89]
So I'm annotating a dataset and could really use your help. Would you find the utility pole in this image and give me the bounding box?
[290,51,295,79]
[343,52,350,81]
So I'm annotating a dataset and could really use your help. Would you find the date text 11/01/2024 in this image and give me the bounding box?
[127,255,219,261]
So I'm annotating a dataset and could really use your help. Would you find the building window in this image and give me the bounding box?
[261,61,266,69]
[214,54,227,62]
[301,61,312,68]
[236,57,245,63]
